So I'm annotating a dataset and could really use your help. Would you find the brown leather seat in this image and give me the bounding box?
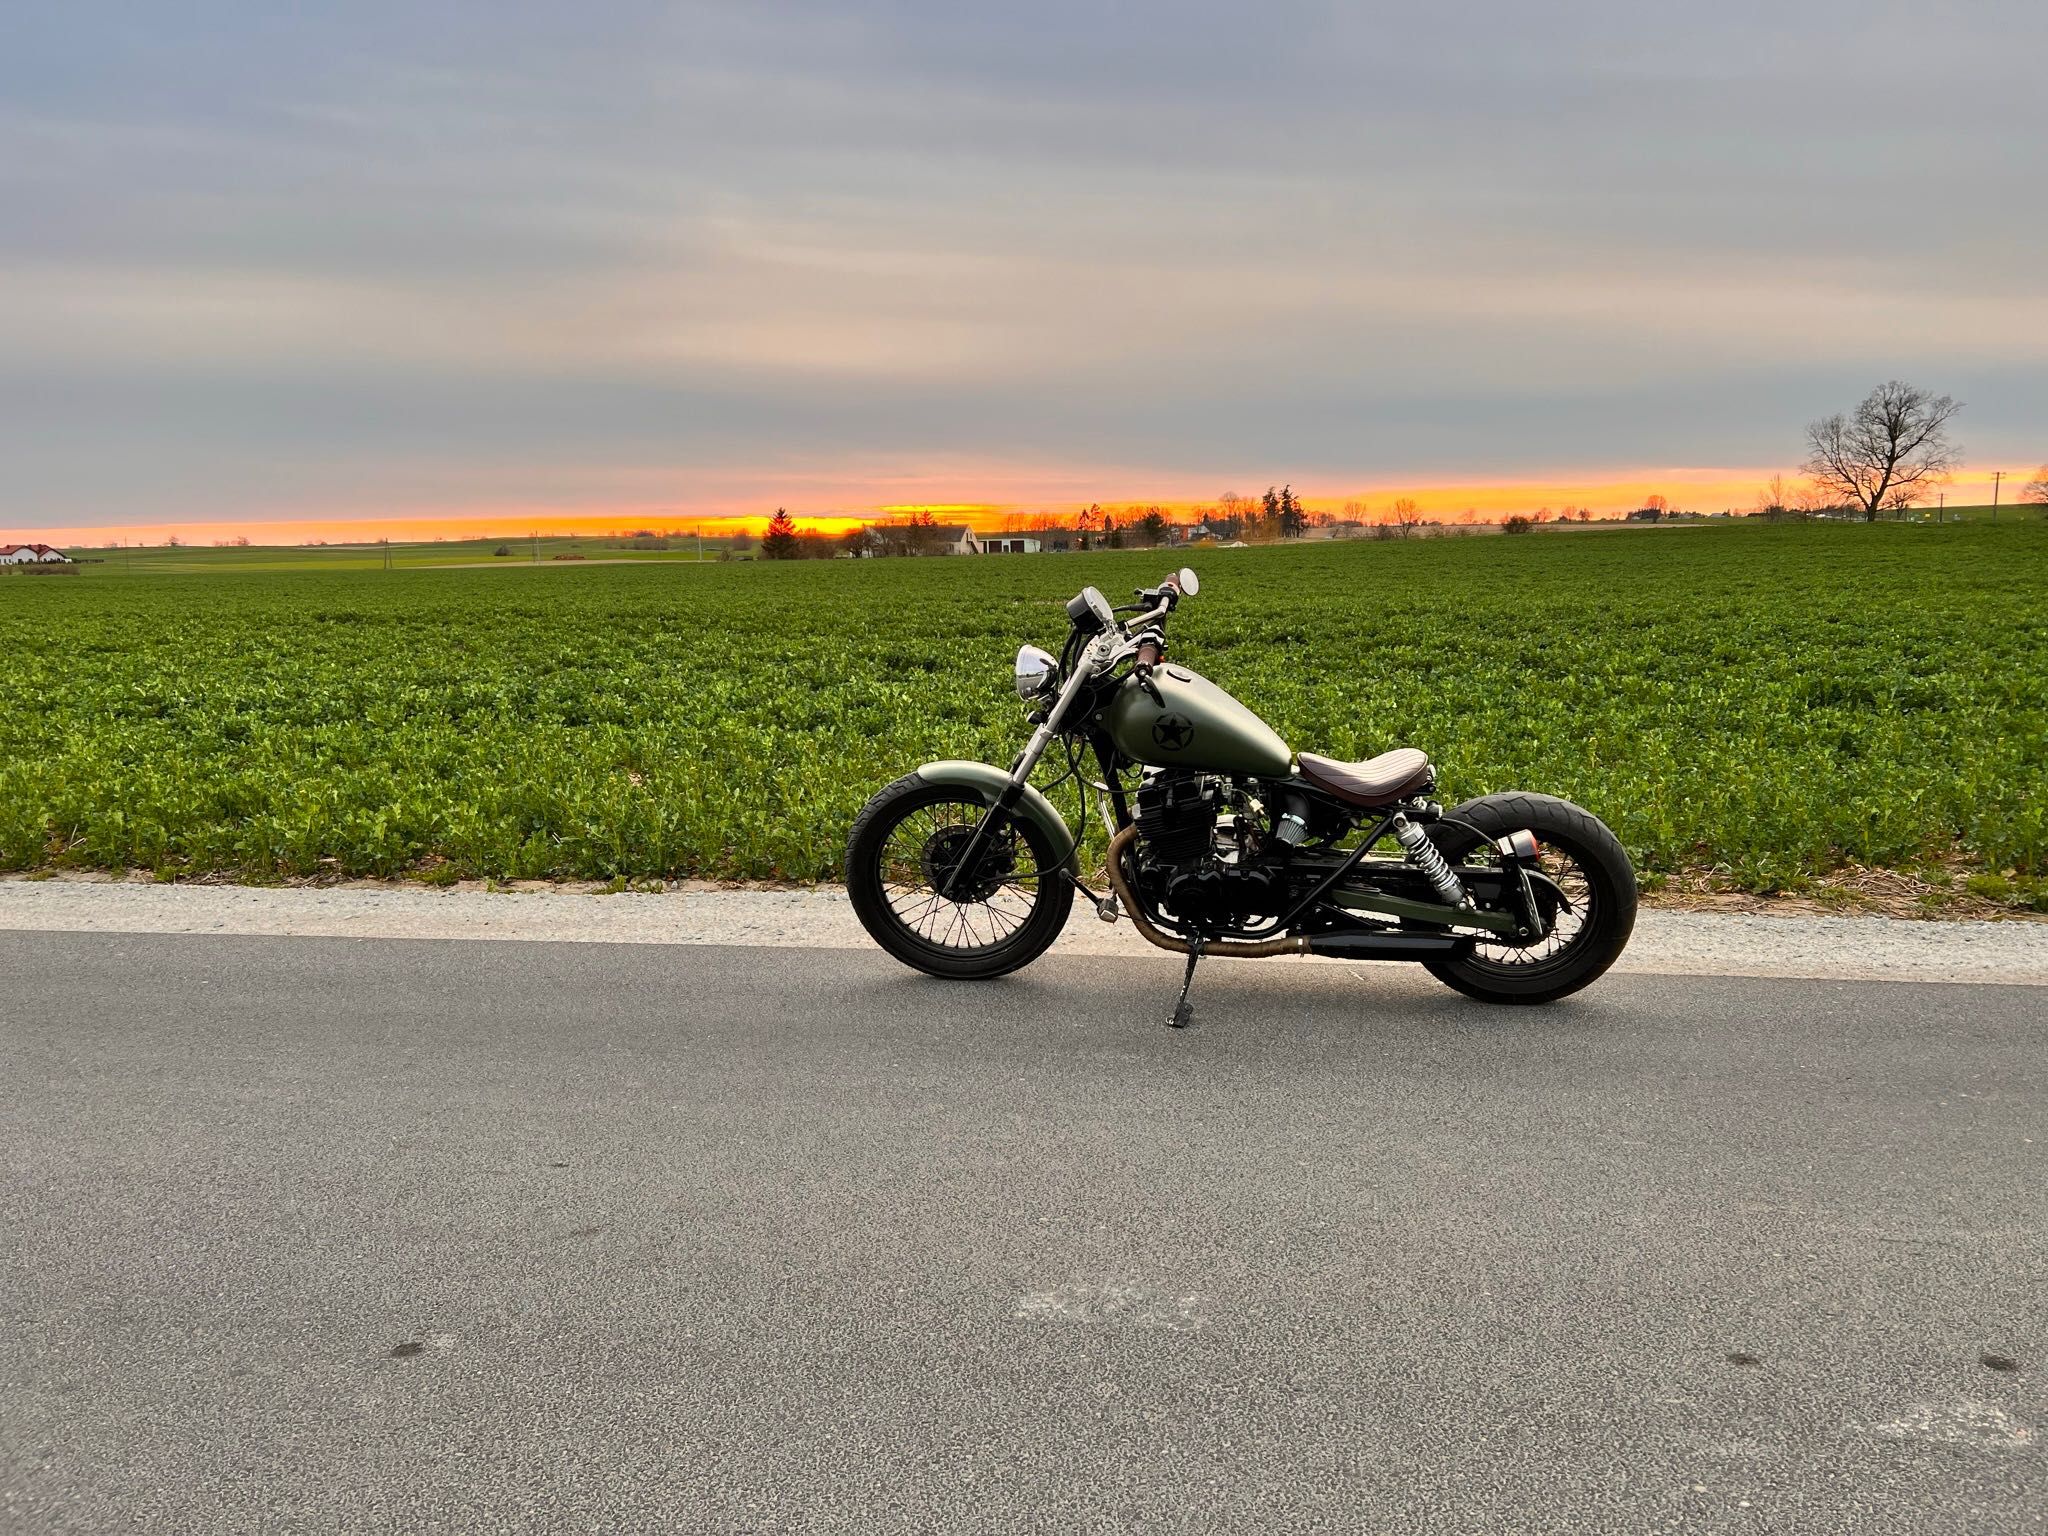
[1296,747,1433,807]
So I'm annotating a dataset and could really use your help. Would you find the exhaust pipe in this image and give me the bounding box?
[1102,826,1306,957]
[1101,827,1476,963]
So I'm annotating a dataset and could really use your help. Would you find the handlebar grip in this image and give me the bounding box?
[1135,638,1163,670]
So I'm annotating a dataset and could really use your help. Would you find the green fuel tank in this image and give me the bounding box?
[1103,665,1293,777]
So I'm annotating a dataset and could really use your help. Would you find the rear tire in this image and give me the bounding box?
[1423,792,1636,1004]
[846,774,1074,979]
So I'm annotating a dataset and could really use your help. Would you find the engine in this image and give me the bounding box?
[1131,771,1286,927]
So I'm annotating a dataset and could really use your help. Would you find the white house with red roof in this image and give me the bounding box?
[0,543,71,564]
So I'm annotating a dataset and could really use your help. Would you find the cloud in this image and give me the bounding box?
[2,0,2044,529]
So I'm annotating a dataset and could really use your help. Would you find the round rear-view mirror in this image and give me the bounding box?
[1177,567,1200,596]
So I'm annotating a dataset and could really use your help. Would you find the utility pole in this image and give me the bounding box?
[1990,470,2002,522]
[1937,491,1944,524]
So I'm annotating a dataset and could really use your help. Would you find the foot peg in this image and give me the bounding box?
[1067,873,1123,924]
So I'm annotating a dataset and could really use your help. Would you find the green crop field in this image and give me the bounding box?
[2,523,2043,906]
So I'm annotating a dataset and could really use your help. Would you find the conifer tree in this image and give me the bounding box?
[761,507,799,560]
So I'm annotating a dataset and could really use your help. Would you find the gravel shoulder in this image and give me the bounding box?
[3,877,2045,984]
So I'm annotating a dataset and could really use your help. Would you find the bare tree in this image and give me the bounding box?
[1256,487,1284,541]
[1756,474,1793,519]
[1382,497,1423,538]
[1802,380,1962,521]
[2025,464,2048,506]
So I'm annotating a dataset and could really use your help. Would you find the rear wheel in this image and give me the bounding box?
[846,774,1074,979]
[1423,792,1636,1004]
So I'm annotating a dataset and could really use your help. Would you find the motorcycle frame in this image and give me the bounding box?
[1075,723,1533,946]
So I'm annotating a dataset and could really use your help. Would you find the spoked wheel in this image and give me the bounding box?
[1423,792,1637,1004]
[846,774,1074,979]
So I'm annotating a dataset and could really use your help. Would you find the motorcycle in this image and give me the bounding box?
[846,568,1636,1026]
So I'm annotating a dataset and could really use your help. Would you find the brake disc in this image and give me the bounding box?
[920,824,1014,903]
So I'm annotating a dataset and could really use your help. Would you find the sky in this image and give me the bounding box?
[4,0,2044,541]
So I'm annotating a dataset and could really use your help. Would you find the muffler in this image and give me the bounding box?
[1303,931,1472,961]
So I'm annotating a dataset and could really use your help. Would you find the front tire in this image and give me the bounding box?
[1423,792,1636,1004]
[846,774,1074,979]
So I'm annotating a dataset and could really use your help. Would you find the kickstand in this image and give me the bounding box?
[1169,939,1204,1029]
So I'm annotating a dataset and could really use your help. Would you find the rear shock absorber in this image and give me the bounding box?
[1391,812,1472,910]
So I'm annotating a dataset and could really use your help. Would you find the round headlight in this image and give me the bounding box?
[1014,644,1057,699]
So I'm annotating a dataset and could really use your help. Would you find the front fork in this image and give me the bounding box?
[936,651,1103,899]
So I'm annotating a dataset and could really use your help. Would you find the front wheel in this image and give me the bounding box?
[1424,791,1637,1004]
[846,774,1075,979]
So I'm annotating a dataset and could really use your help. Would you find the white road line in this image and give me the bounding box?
[2,879,2045,984]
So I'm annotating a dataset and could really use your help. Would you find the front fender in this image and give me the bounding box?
[916,760,1079,875]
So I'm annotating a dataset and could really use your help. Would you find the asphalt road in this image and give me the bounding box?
[3,933,2041,1534]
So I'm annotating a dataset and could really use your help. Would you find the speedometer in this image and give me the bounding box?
[1065,585,1117,634]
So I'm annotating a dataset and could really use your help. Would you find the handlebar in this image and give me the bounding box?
[1061,569,1196,683]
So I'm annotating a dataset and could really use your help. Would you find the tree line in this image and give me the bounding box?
[751,379,2045,559]
[755,486,1334,559]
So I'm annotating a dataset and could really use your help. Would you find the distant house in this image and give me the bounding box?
[0,543,70,564]
[928,524,982,555]
[981,535,1041,554]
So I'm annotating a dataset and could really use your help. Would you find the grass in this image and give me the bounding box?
[1910,502,2048,524]
[2,522,2043,905]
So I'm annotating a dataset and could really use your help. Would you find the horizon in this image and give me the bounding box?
[9,466,2036,547]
